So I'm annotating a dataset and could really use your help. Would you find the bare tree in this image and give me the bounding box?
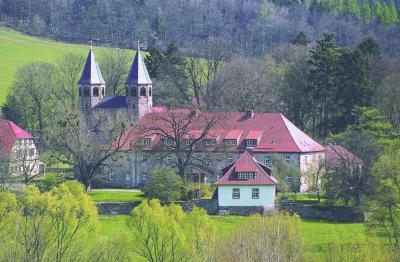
[140,109,220,181]
[48,109,133,191]
[99,49,130,96]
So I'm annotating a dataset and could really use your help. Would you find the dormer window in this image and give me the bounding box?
[141,138,152,145]
[185,138,194,146]
[224,139,237,146]
[237,172,255,180]
[205,139,216,146]
[246,139,257,147]
[162,138,174,146]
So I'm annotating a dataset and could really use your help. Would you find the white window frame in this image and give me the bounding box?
[142,173,147,181]
[125,172,131,180]
[252,188,260,199]
[163,138,174,146]
[166,155,173,164]
[205,139,216,146]
[224,139,237,146]
[141,138,151,145]
[285,155,290,164]
[109,172,115,181]
[232,188,240,199]
[246,139,257,147]
[264,155,270,165]
[228,157,233,164]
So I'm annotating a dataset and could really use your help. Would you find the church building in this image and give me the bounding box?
[77,47,326,192]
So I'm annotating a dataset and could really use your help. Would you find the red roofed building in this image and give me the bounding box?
[216,151,277,207]
[0,120,45,178]
[76,47,325,191]
[325,145,363,168]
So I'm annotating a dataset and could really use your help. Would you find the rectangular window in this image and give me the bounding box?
[205,157,210,165]
[125,156,131,163]
[228,157,233,164]
[16,150,21,158]
[246,139,257,147]
[224,139,237,146]
[252,188,260,199]
[163,138,174,146]
[232,188,240,199]
[109,172,115,181]
[166,155,172,164]
[264,155,270,165]
[29,148,35,157]
[205,139,216,146]
[142,173,147,181]
[141,138,151,145]
[285,155,290,164]
[185,139,194,146]
[125,172,131,180]
[237,172,255,179]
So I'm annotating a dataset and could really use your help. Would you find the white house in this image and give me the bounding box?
[215,151,278,207]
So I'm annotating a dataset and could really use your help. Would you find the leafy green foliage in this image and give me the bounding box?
[143,167,185,204]
[369,149,400,248]
[272,157,301,195]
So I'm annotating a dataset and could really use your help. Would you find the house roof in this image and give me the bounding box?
[126,46,152,85]
[119,111,325,153]
[78,49,105,85]
[92,96,127,109]
[215,151,277,185]
[0,120,33,155]
[325,145,363,167]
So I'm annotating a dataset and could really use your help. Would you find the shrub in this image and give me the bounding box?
[143,167,185,204]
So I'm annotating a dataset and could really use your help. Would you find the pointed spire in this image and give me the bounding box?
[78,48,105,85]
[126,42,152,85]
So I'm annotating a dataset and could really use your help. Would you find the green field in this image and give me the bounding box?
[0,26,134,104]
[92,214,372,260]
[89,190,146,202]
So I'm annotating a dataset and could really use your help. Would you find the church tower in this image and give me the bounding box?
[78,48,106,111]
[125,44,153,119]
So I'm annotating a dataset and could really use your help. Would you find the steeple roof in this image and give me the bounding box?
[78,48,105,85]
[126,45,152,85]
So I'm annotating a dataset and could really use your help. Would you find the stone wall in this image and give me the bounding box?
[96,201,141,215]
[279,200,364,222]
[178,199,219,215]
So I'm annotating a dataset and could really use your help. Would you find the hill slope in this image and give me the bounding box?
[0,27,128,105]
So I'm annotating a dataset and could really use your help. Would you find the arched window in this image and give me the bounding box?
[131,87,137,97]
[149,87,152,96]
[79,88,81,96]
[102,87,105,96]
[84,88,90,97]
[93,87,99,97]
[132,103,135,109]
[140,86,146,97]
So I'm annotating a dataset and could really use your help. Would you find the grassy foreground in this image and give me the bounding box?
[0,26,134,104]
[92,214,372,260]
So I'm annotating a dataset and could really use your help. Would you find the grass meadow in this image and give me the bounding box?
[89,190,146,202]
[91,214,371,260]
[0,26,134,104]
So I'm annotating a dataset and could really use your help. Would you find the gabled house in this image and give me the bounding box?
[215,151,278,207]
[0,120,44,178]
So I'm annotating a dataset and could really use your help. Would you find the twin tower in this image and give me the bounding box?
[78,46,153,120]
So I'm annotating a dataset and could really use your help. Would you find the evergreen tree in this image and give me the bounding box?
[347,0,361,17]
[291,31,308,46]
[307,32,343,138]
[361,0,372,21]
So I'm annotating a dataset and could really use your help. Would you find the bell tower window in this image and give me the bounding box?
[79,88,81,96]
[84,88,90,97]
[140,86,146,97]
[93,87,99,97]
[102,87,105,96]
[131,87,137,97]
[149,87,152,96]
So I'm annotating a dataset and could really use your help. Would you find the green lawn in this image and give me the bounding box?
[0,26,134,104]
[89,190,146,202]
[95,214,374,260]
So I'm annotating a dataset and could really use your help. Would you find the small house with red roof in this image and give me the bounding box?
[0,120,44,177]
[215,151,277,207]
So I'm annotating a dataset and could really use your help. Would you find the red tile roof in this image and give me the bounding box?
[120,111,325,153]
[224,130,243,140]
[215,151,277,185]
[326,145,363,167]
[246,130,263,140]
[0,120,33,155]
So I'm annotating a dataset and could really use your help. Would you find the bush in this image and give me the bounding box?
[143,167,185,204]
[187,183,216,199]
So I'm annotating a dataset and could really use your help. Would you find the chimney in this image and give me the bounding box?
[246,110,254,119]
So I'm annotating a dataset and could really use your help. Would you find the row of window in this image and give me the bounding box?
[128,86,152,97]
[16,148,37,158]
[79,87,105,97]
[237,172,255,180]
[140,138,261,148]
[17,139,33,146]
[232,188,259,199]
[108,172,147,181]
